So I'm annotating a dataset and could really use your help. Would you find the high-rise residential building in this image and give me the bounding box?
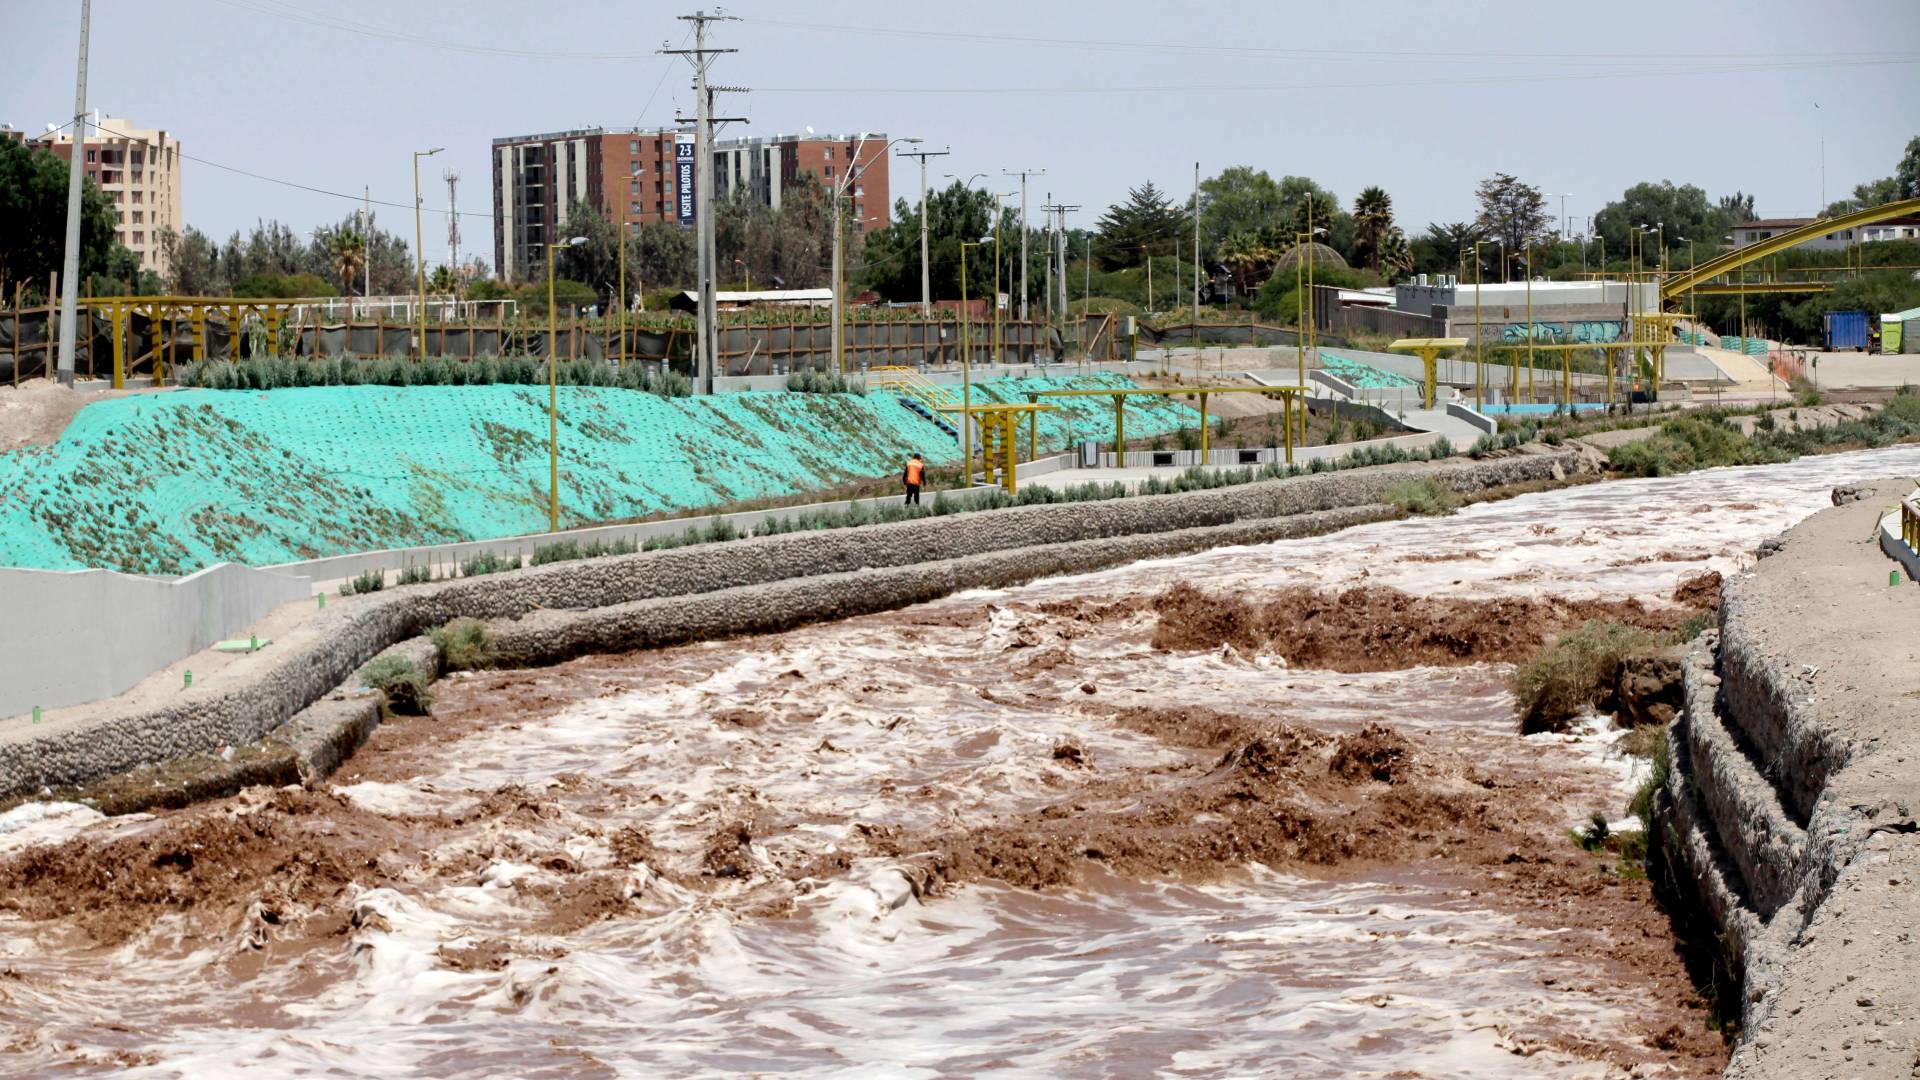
[492,127,891,282]
[30,117,183,281]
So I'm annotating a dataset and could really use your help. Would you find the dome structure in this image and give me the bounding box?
[1272,241,1350,273]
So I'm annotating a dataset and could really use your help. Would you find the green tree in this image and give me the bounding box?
[1378,229,1414,283]
[1093,182,1188,269]
[0,138,118,293]
[1351,186,1395,270]
[1897,135,1920,199]
[323,226,366,297]
[1197,167,1287,261]
[1591,181,1732,259]
[1413,221,1483,276]
[1474,173,1552,272]
[159,226,221,294]
[857,180,996,302]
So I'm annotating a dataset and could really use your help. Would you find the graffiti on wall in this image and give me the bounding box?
[1499,321,1624,345]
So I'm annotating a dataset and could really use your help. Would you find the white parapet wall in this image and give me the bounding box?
[0,563,313,717]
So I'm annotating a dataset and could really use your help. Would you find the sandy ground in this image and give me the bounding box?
[1801,349,1920,390]
[0,378,163,451]
[1725,478,1920,1079]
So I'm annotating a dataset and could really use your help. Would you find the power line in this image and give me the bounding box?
[752,16,1919,65]
[755,54,1917,95]
[86,119,483,219]
[206,0,668,61]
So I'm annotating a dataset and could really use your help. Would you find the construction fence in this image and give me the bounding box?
[0,297,1074,383]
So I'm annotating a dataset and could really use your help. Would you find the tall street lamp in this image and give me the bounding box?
[412,147,444,357]
[547,235,588,532]
[826,130,920,374]
[900,144,951,316]
[960,234,995,477]
[992,191,1015,363]
[1472,239,1488,410]
[1294,227,1324,442]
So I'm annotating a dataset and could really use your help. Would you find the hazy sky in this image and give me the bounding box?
[4,0,1917,270]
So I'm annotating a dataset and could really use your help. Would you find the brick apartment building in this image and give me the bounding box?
[492,127,890,282]
[9,117,183,280]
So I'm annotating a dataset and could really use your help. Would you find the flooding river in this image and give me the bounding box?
[5,446,1919,1078]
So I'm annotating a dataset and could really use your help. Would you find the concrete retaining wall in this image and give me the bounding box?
[0,452,1576,803]
[1657,487,1920,1075]
[0,563,313,717]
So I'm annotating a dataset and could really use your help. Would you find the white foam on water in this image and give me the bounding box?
[14,445,1920,1076]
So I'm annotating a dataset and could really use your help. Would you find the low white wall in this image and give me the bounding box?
[1446,400,1499,435]
[0,563,312,717]
[264,485,1005,588]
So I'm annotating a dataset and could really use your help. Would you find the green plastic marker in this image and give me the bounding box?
[32,706,40,724]
[318,593,325,610]
[183,670,192,689]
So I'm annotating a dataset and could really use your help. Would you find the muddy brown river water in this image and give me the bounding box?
[6,445,1920,1078]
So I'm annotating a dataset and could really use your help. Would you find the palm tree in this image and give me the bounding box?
[1218,232,1275,296]
[329,229,366,298]
[1378,228,1414,283]
[1352,186,1394,270]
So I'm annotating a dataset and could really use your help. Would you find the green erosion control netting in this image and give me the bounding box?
[0,373,1195,574]
[1319,352,1419,389]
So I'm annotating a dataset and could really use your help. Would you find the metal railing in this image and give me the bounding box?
[867,364,954,410]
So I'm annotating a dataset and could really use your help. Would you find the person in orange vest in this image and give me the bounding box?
[902,452,926,505]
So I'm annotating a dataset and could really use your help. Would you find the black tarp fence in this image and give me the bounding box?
[0,308,1051,382]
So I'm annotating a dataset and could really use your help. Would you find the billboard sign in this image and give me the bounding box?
[675,136,696,226]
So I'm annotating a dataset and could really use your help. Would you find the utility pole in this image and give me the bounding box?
[1043,202,1077,325]
[55,0,92,386]
[1004,169,1045,322]
[444,170,461,299]
[664,11,742,394]
[363,187,372,300]
[899,145,950,315]
[1192,161,1201,339]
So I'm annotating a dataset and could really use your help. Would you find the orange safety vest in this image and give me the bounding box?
[905,460,925,485]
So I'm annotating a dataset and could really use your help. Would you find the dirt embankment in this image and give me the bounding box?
[1146,581,1703,671]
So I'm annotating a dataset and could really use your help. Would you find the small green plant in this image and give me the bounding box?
[397,563,432,586]
[430,617,494,672]
[341,568,385,596]
[1468,433,1496,458]
[1382,477,1458,517]
[531,539,583,565]
[361,654,432,715]
[460,550,522,577]
[785,369,865,395]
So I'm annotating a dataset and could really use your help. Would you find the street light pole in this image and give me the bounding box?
[832,133,920,373]
[1004,168,1045,323]
[899,145,950,316]
[412,146,443,358]
[548,236,587,532]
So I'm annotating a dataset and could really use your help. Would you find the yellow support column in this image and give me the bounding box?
[1003,415,1017,495]
[1284,394,1294,465]
[1198,392,1210,461]
[1113,394,1125,461]
[191,309,206,362]
[110,301,125,389]
[1028,410,1037,463]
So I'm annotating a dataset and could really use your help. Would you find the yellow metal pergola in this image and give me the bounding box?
[1386,337,1468,409]
[1490,341,1662,408]
[934,401,1060,494]
[87,296,304,388]
[1030,384,1310,466]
